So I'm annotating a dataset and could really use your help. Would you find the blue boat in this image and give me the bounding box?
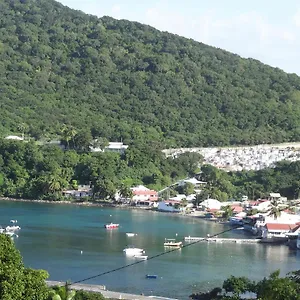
[145,274,157,279]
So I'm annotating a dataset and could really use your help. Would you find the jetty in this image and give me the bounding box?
[184,237,260,244]
[46,281,178,300]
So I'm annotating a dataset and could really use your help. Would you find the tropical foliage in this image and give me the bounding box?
[0,139,202,200]
[190,270,300,299]
[0,234,49,300]
[1,0,300,147]
[1,139,300,201]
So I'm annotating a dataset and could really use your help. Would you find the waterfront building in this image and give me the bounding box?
[131,185,158,202]
[157,201,181,212]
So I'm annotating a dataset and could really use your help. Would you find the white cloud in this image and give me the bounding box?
[111,4,121,19]
[293,9,300,27]
[142,6,299,73]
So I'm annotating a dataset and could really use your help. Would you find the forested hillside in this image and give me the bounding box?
[1,0,300,147]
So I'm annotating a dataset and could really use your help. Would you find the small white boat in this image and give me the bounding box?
[164,238,182,247]
[123,246,145,255]
[133,255,148,260]
[10,219,17,223]
[297,233,300,250]
[5,225,21,231]
[126,233,136,237]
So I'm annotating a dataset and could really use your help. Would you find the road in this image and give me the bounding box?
[46,281,178,300]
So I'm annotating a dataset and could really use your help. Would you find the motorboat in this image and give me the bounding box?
[163,238,182,247]
[123,246,145,255]
[104,223,119,229]
[6,225,21,231]
[297,233,300,250]
[10,219,17,223]
[126,233,136,237]
[133,255,148,260]
[145,274,157,279]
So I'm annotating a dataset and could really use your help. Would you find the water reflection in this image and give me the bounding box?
[0,201,299,300]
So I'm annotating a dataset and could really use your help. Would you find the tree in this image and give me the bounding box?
[0,234,49,300]
[47,284,76,300]
[256,270,300,300]
[222,205,234,219]
[73,290,105,300]
[17,123,28,140]
[61,125,77,150]
[190,269,300,300]
[268,199,281,219]
[118,183,133,201]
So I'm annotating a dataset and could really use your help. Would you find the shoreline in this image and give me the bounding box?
[0,197,221,222]
[0,196,118,207]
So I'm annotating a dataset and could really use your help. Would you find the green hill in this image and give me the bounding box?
[1,0,300,147]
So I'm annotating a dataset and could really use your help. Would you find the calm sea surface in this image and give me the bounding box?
[0,200,300,299]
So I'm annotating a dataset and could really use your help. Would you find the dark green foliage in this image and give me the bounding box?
[73,290,105,300]
[229,160,300,199]
[0,234,49,300]
[1,0,300,146]
[190,270,300,300]
[0,139,203,199]
[1,139,300,200]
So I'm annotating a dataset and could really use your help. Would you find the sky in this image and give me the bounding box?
[58,0,300,75]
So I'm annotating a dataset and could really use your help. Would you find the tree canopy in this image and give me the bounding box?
[1,0,300,147]
[190,269,300,300]
[0,234,49,300]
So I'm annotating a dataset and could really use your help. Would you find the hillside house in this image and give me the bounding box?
[131,185,158,202]
[90,142,128,154]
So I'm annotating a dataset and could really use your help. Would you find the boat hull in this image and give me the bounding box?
[104,223,119,229]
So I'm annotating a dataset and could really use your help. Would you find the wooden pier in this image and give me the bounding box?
[184,236,260,244]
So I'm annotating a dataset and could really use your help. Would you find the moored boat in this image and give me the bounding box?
[164,238,182,247]
[133,255,148,260]
[6,225,21,231]
[297,233,300,250]
[146,274,157,279]
[123,246,145,255]
[126,233,136,237]
[104,223,119,229]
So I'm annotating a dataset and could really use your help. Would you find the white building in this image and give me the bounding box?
[5,135,24,141]
[199,199,222,210]
[157,201,181,213]
[90,142,128,154]
[131,185,158,202]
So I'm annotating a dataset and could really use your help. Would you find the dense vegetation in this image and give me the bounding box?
[198,161,300,201]
[0,233,49,299]
[0,139,203,200]
[190,269,300,300]
[0,139,299,201]
[1,0,300,147]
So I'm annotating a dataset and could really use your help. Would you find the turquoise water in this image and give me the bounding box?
[0,200,300,299]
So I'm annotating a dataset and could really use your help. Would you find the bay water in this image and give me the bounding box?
[1,200,300,299]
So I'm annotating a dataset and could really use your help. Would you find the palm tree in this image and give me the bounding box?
[268,199,281,220]
[17,123,28,140]
[60,125,77,149]
[118,183,133,201]
[222,205,234,219]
